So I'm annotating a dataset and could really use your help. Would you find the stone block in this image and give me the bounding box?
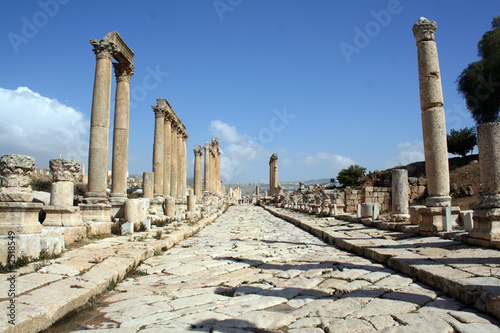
[0,233,41,265]
[80,203,111,223]
[409,205,425,225]
[460,210,474,231]
[124,198,149,227]
[469,208,500,240]
[42,206,82,227]
[121,222,133,235]
[50,181,74,206]
[418,206,460,236]
[40,228,65,255]
[0,202,43,235]
[360,203,380,218]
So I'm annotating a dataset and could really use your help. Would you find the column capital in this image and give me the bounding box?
[204,142,211,150]
[182,133,189,140]
[152,106,165,118]
[113,62,134,82]
[194,145,203,156]
[413,17,437,42]
[90,39,116,59]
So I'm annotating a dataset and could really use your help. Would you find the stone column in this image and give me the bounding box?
[176,130,183,198]
[181,133,188,198]
[470,122,500,240]
[391,169,410,221]
[269,153,278,197]
[204,142,210,193]
[110,63,134,200]
[86,39,115,201]
[163,113,172,197]
[170,123,178,197]
[216,150,221,196]
[413,18,451,208]
[143,172,154,200]
[413,18,460,235]
[152,106,164,199]
[194,145,203,200]
[0,155,42,264]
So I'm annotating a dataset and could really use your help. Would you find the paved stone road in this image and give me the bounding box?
[75,205,500,332]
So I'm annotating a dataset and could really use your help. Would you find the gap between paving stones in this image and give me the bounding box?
[262,204,500,321]
[0,204,229,333]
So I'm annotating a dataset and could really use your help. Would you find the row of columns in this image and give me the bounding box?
[152,98,188,201]
[86,32,135,204]
[202,138,221,195]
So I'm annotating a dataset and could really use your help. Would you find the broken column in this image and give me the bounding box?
[469,122,500,240]
[142,172,154,200]
[391,168,410,221]
[194,145,203,200]
[0,155,42,264]
[413,18,458,235]
[43,158,83,224]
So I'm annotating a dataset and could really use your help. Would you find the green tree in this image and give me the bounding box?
[337,165,366,187]
[457,17,500,124]
[447,127,477,157]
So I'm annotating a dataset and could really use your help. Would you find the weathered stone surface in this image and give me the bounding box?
[49,158,81,182]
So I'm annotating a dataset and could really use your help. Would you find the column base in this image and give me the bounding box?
[84,192,109,205]
[42,206,83,227]
[391,213,410,222]
[0,202,43,235]
[426,195,452,207]
[469,208,500,240]
[418,206,460,236]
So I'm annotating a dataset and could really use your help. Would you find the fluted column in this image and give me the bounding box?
[170,122,178,197]
[194,145,203,199]
[111,62,134,198]
[86,39,115,200]
[176,130,183,198]
[204,142,210,193]
[163,113,172,197]
[152,106,164,198]
[413,17,450,207]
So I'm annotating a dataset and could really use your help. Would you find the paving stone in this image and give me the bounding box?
[324,317,375,333]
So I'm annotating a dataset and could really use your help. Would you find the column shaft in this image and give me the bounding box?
[163,117,172,196]
[152,109,164,197]
[111,63,133,196]
[170,125,178,197]
[176,132,183,197]
[87,47,113,198]
[204,144,210,193]
[194,146,203,199]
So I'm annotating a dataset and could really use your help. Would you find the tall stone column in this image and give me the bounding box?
[413,18,458,235]
[176,131,183,198]
[413,18,451,207]
[204,142,210,193]
[111,62,134,201]
[216,150,221,196]
[470,122,500,240]
[170,123,178,197]
[194,145,203,200]
[152,106,164,199]
[163,113,172,197]
[269,153,278,197]
[181,133,188,198]
[86,39,115,201]
[391,169,410,221]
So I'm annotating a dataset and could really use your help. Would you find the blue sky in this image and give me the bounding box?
[0,0,497,183]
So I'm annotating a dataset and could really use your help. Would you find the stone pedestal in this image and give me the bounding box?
[392,169,410,221]
[418,206,460,236]
[80,203,111,234]
[0,202,43,234]
[470,122,500,240]
[43,206,83,227]
[109,194,127,219]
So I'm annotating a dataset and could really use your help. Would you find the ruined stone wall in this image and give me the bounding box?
[361,187,392,212]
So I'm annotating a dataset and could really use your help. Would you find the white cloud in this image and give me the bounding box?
[209,120,270,182]
[383,141,425,169]
[298,152,355,173]
[0,87,89,167]
[210,120,245,144]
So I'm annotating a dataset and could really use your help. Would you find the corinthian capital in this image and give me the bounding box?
[152,106,165,118]
[194,145,203,156]
[113,62,134,82]
[412,17,437,42]
[90,39,116,59]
